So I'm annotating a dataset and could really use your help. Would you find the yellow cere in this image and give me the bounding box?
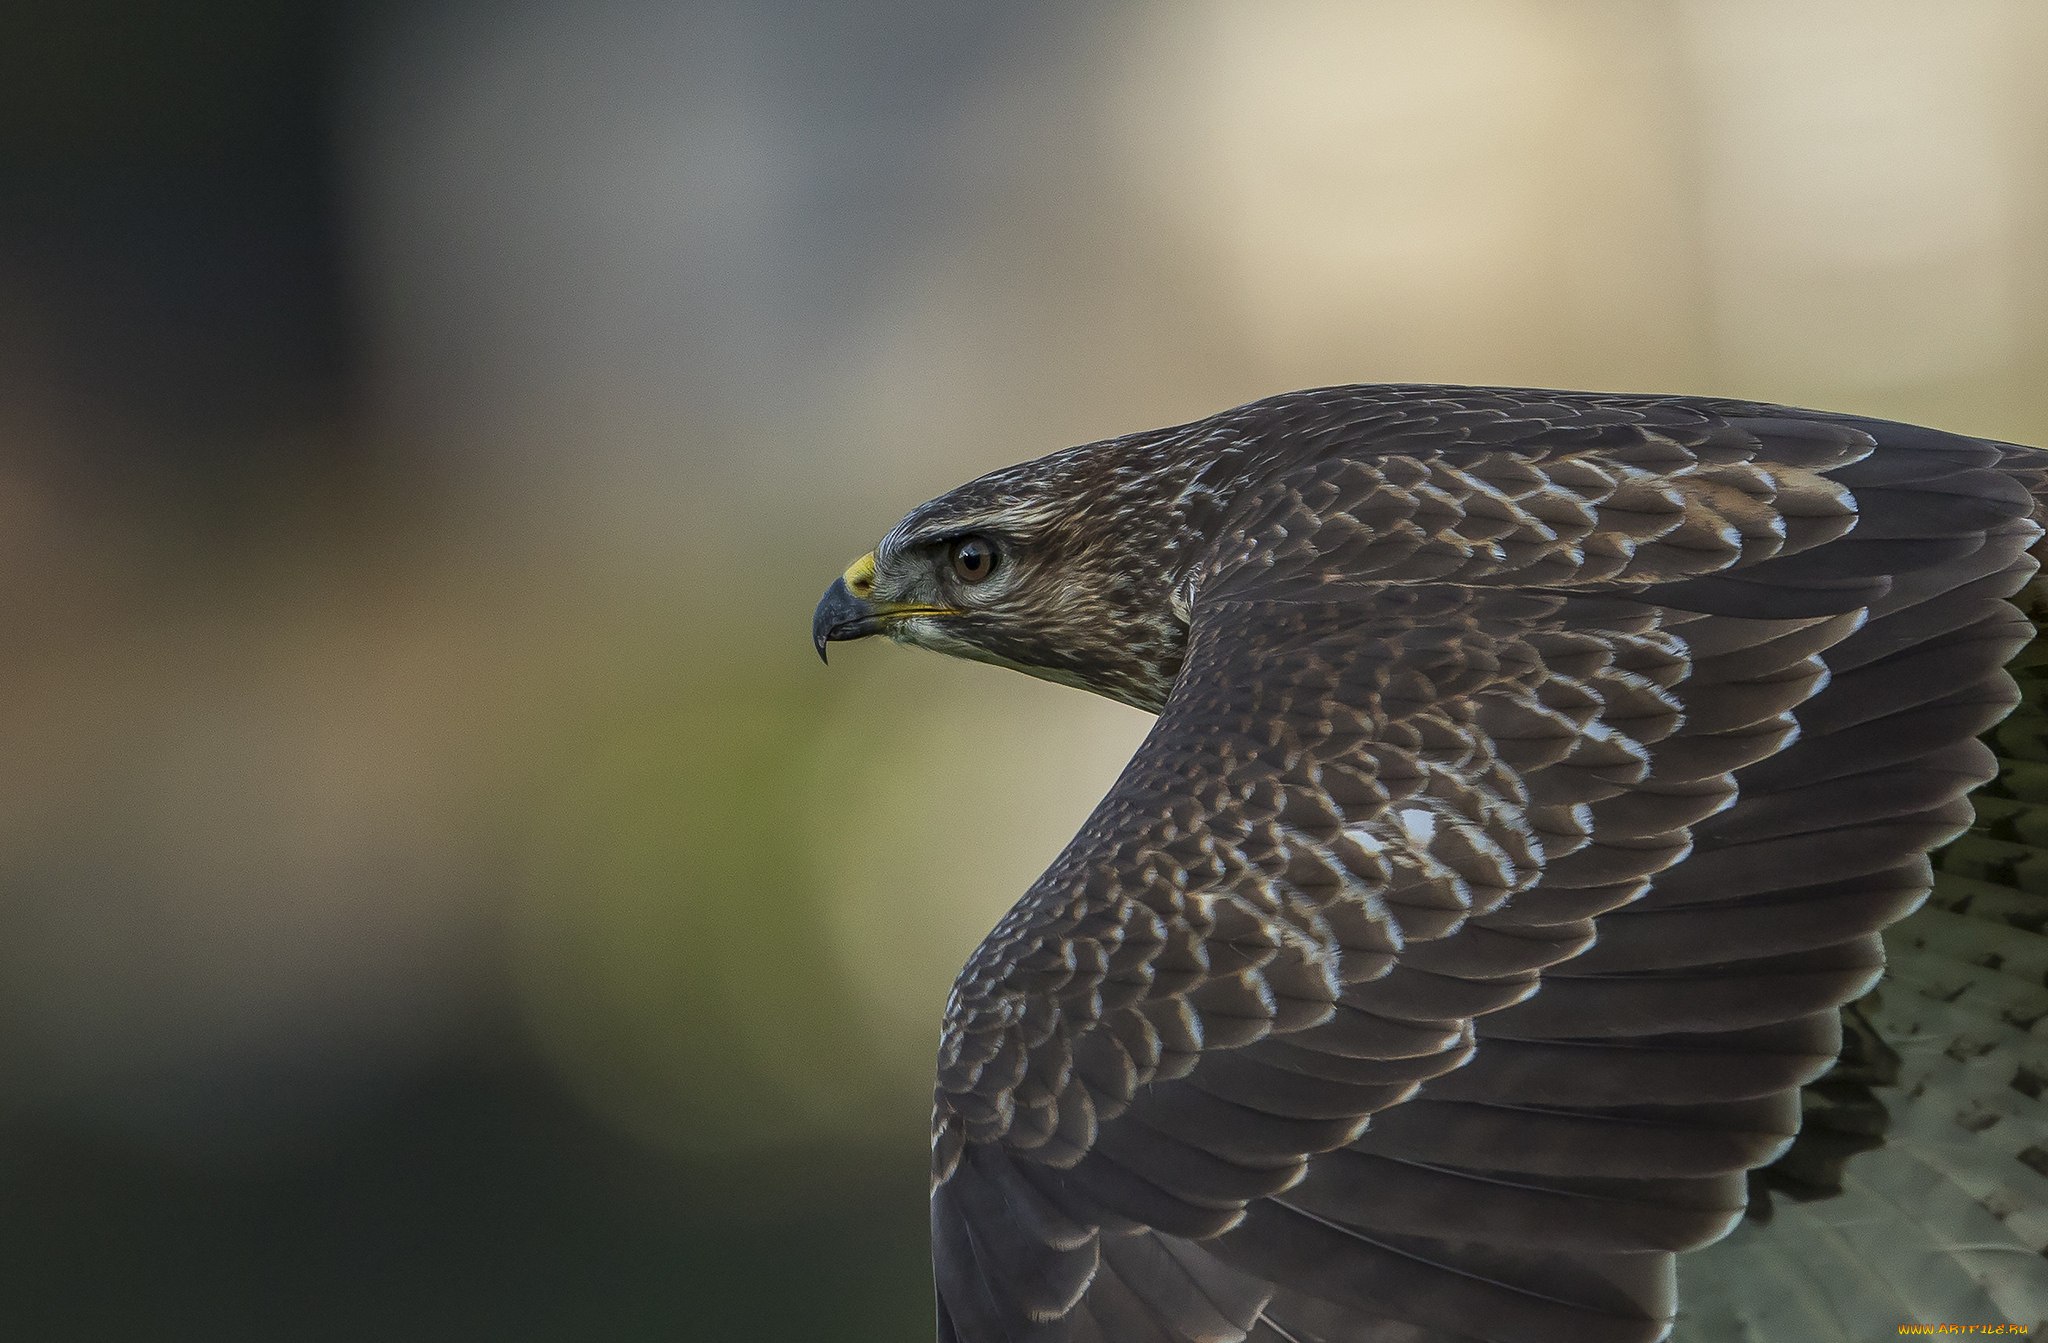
[842,551,877,597]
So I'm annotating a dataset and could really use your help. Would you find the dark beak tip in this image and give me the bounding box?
[812,574,873,666]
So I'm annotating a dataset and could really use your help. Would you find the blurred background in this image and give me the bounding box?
[2,0,2045,1337]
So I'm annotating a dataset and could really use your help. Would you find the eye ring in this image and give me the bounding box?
[949,535,1000,585]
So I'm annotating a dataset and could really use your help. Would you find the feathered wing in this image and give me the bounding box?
[928,393,2048,1343]
[1672,580,2048,1341]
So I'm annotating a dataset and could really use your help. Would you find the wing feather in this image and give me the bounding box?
[927,389,2046,1341]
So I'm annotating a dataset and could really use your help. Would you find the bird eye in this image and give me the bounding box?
[949,535,999,584]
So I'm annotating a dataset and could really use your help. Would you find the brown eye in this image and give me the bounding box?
[949,535,999,584]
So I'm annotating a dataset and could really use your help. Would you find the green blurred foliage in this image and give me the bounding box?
[509,624,910,1161]
[3,1,2046,1339]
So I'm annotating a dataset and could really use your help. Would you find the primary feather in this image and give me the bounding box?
[814,385,2048,1342]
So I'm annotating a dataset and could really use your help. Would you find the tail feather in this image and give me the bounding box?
[1674,1210,1859,1342]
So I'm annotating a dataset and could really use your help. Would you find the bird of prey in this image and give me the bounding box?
[811,385,2048,1343]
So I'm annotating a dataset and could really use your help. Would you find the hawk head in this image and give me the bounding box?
[812,428,1232,712]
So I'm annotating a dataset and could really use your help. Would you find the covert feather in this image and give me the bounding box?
[814,385,2048,1342]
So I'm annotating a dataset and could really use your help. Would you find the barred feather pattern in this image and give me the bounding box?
[820,385,2048,1343]
[1675,574,2048,1342]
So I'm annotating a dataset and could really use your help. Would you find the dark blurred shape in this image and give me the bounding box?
[0,1033,931,1343]
[2,1,2043,1339]
[0,0,362,516]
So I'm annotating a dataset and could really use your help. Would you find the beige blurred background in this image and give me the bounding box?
[3,1,2045,1338]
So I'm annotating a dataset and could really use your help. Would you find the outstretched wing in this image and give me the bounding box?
[1670,585,2048,1340]
[930,393,2046,1343]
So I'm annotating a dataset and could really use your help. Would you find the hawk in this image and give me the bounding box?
[811,385,2048,1342]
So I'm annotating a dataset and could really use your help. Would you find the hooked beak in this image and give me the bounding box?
[813,551,960,663]
[813,575,882,663]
